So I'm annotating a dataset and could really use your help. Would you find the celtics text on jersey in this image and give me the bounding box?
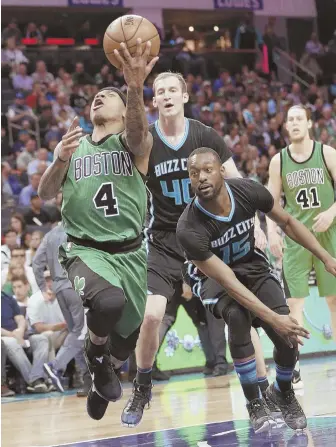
[61,134,147,243]
[281,141,335,230]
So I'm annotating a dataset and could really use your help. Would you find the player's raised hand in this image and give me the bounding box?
[271,314,310,348]
[312,209,334,233]
[268,231,284,260]
[324,256,336,276]
[58,117,83,162]
[114,38,159,88]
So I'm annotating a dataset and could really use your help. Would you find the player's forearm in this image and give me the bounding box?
[195,258,276,325]
[217,270,277,325]
[38,158,69,200]
[124,85,148,156]
[266,214,279,237]
[282,216,330,263]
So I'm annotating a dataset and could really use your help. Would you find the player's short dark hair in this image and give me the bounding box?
[188,147,222,166]
[98,87,126,106]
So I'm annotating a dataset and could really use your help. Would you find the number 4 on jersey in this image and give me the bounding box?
[93,182,119,217]
[296,187,321,210]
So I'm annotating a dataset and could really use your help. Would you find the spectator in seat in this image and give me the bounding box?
[27,148,51,177]
[12,63,33,92]
[25,231,43,267]
[25,22,42,41]
[18,173,41,207]
[2,247,39,294]
[70,84,88,114]
[12,130,30,154]
[52,93,75,121]
[1,229,18,272]
[2,19,22,45]
[32,61,54,85]
[27,271,68,363]
[16,138,37,173]
[1,37,28,75]
[45,191,62,223]
[1,291,49,393]
[72,62,94,86]
[10,213,27,247]
[224,124,240,151]
[305,32,324,56]
[2,163,23,198]
[24,193,51,226]
[2,263,27,297]
[12,275,30,316]
[263,117,286,150]
[7,92,35,126]
[39,24,49,42]
[38,105,54,141]
[1,340,15,396]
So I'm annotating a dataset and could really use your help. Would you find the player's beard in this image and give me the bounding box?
[198,181,223,202]
[92,113,107,126]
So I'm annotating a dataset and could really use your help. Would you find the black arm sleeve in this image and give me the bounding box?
[202,126,232,163]
[249,180,274,213]
[177,226,213,262]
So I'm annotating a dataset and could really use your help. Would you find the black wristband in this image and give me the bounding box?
[58,155,68,163]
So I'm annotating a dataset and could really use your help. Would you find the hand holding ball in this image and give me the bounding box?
[103,15,160,69]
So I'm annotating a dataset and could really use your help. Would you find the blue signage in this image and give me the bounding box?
[214,0,263,10]
[68,0,123,6]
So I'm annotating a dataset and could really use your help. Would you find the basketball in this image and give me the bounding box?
[103,15,160,69]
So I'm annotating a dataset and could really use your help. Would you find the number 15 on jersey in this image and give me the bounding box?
[160,178,192,206]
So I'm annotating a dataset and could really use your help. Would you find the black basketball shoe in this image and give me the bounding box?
[262,391,285,428]
[246,397,276,433]
[84,342,122,402]
[121,380,152,427]
[86,386,109,420]
[266,383,307,430]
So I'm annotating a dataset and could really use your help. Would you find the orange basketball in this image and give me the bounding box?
[103,15,160,69]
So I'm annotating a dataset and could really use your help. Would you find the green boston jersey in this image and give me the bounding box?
[61,134,147,242]
[281,141,335,231]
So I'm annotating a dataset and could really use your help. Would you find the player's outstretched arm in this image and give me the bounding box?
[312,145,336,232]
[267,202,336,277]
[193,255,309,348]
[38,117,83,200]
[114,39,157,161]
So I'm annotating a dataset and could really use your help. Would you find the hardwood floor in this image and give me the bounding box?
[2,357,336,447]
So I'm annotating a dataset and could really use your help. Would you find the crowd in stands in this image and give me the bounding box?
[1,16,336,397]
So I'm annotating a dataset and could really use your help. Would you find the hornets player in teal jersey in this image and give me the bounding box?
[38,39,158,421]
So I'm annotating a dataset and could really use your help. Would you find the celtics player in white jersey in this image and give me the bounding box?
[38,39,158,421]
[267,105,336,388]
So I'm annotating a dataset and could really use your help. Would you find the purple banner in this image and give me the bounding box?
[214,0,263,10]
[68,0,123,6]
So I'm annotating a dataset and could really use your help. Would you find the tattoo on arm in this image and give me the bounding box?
[37,143,69,201]
[124,86,149,156]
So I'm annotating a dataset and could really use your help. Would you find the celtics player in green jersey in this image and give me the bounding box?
[38,39,158,420]
[267,105,336,389]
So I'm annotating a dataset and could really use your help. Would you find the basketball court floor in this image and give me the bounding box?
[2,356,336,447]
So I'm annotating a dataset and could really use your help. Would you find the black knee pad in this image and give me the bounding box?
[109,326,141,362]
[222,302,254,359]
[86,286,126,337]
